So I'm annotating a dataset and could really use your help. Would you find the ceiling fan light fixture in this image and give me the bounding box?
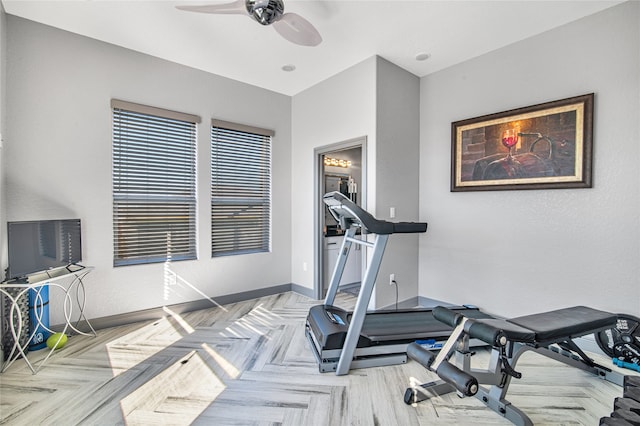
[246,0,284,25]
[178,0,321,46]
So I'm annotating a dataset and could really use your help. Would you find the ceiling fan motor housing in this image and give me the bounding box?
[246,0,284,25]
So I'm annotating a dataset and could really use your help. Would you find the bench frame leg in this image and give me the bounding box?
[406,335,625,425]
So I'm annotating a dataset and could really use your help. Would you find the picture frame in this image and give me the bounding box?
[451,93,594,192]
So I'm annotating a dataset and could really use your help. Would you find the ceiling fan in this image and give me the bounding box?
[176,0,322,47]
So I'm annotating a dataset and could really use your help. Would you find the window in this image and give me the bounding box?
[211,120,273,257]
[112,99,200,266]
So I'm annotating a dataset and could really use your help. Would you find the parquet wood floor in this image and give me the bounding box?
[0,291,631,425]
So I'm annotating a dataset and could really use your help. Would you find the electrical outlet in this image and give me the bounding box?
[389,273,395,285]
[303,262,308,272]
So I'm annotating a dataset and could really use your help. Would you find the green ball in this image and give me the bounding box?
[46,333,68,350]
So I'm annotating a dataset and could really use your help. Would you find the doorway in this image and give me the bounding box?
[314,137,367,300]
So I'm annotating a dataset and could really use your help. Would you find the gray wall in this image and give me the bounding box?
[0,3,6,362]
[292,56,421,309]
[291,56,377,298]
[0,4,6,270]
[4,16,292,321]
[418,1,640,318]
[375,57,420,307]
[3,2,638,324]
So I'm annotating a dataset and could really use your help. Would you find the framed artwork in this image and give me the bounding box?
[451,93,594,192]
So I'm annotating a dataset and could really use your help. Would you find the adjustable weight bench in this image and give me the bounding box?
[404,305,624,426]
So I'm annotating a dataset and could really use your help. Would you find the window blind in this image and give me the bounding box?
[112,100,200,266]
[211,120,273,257]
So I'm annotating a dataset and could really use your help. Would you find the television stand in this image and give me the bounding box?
[0,265,96,374]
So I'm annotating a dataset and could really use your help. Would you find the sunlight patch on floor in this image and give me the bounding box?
[220,303,282,338]
[163,306,195,334]
[201,343,240,378]
[119,350,225,425]
[105,316,184,377]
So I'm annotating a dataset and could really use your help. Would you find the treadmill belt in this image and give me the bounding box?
[355,308,492,342]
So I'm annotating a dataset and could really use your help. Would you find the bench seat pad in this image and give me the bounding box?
[470,319,537,343]
[506,305,616,343]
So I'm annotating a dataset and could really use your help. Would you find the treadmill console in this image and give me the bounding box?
[323,191,427,235]
[326,310,346,326]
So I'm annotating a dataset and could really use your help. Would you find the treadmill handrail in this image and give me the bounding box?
[323,191,427,235]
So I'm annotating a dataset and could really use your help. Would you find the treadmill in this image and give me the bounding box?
[306,192,490,375]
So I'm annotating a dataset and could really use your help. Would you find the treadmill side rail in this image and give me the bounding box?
[324,226,357,306]
[335,233,389,375]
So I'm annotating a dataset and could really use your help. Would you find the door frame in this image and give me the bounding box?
[313,136,367,300]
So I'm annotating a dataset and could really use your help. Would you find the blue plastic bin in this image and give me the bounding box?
[28,285,50,351]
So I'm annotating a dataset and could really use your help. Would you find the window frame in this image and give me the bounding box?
[210,119,274,258]
[111,99,201,267]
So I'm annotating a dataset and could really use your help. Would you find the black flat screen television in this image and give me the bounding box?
[6,219,82,280]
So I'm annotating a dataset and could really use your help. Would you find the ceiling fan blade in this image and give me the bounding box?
[176,0,247,15]
[273,12,322,47]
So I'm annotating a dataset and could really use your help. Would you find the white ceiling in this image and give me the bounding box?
[1,0,623,96]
